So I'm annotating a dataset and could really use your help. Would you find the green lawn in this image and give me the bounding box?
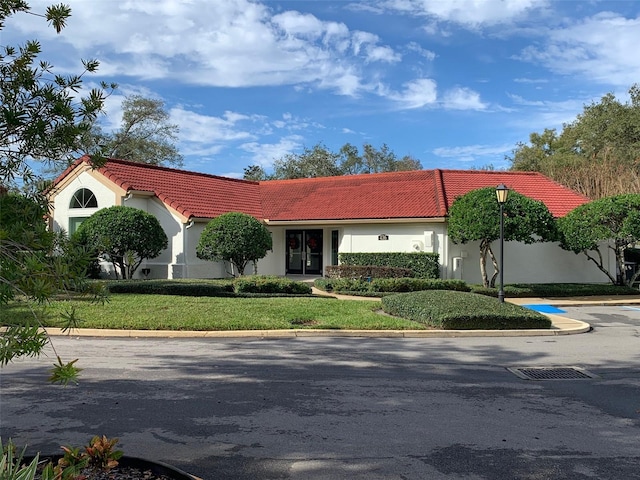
[4,294,428,331]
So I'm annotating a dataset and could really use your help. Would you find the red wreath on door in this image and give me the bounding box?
[306,236,319,251]
[288,236,300,249]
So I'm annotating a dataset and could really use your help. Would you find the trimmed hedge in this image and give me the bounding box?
[233,276,312,294]
[381,290,551,330]
[314,277,470,294]
[471,283,639,298]
[325,265,413,279]
[106,277,312,297]
[338,252,440,279]
[107,280,235,297]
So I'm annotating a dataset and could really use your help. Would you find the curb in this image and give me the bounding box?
[42,315,591,340]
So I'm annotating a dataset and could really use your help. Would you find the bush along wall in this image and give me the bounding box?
[338,252,440,279]
[325,265,413,279]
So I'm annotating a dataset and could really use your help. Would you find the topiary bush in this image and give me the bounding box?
[381,290,551,330]
[338,252,440,279]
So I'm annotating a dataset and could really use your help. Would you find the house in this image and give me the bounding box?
[48,156,612,284]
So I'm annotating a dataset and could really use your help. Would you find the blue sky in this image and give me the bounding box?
[7,1,640,177]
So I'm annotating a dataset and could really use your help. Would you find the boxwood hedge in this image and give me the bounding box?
[106,276,312,297]
[381,290,551,330]
[314,277,470,294]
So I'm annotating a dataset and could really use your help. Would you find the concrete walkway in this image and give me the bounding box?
[42,291,640,340]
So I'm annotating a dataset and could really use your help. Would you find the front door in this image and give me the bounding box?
[286,230,323,275]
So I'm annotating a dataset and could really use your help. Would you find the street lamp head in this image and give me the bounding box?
[496,184,509,204]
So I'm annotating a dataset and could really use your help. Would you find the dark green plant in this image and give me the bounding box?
[314,277,470,295]
[74,206,168,279]
[196,212,272,276]
[233,276,312,294]
[325,265,413,279]
[338,252,440,279]
[558,194,640,286]
[382,290,550,330]
[448,187,558,288]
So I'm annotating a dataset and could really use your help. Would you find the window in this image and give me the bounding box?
[70,188,97,209]
[69,217,86,235]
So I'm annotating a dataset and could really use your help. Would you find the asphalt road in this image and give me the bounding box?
[2,306,640,480]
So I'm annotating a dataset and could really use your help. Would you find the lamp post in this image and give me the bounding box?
[496,184,509,303]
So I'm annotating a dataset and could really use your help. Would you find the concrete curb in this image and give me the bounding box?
[41,314,591,339]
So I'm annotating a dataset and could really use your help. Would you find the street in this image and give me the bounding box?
[2,306,640,479]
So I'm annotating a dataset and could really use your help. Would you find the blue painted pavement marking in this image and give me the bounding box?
[521,304,566,314]
[620,306,640,311]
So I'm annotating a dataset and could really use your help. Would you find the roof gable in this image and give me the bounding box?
[53,156,262,220]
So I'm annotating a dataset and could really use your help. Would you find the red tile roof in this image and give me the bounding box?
[259,170,445,220]
[52,158,588,221]
[57,156,262,219]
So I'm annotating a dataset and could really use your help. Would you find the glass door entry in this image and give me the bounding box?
[286,229,323,275]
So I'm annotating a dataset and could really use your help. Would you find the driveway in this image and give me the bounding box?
[2,306,640,479]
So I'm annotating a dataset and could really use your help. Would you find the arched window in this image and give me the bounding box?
[70,188,97,209]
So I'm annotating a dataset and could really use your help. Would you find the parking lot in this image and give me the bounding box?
[2,306,640,479]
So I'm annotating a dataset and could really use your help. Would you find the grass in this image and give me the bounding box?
[4,294,428,331]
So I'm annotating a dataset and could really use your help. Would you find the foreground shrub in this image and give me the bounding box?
[381,290,551,330]
[233,276,312,294]
[314,277,469,295]
[471,283,639,298]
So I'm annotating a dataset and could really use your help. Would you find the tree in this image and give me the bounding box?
[243,142,422,180]
[0,2,114,188]
[81,95,183,167]
[509,85,640,199]
[271,143,342,179]
[196,212,272,276]
[243,164,268,181]
[0,1,112,383]
[74,206,168,279]
[558,194,640,286]
[448,187,558,288]
[340,143,422,174]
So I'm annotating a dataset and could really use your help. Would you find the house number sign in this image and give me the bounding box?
[378,234,389,241]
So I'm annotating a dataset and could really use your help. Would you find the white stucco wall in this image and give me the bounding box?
[51,171,118,234]
[447,240,616,285]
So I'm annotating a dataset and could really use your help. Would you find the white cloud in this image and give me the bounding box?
[9,0,399,97]
[170,108,259,144]
[517,12,640,87]
[240,136,305,167]
[442,87,487,110]
[433,143,513,162]
[389,78,438,108]
[380,0,548,28]
[406,42,436,61]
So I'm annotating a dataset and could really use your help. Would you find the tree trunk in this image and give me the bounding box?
[582,248,617,285]
[479,239,490,288]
